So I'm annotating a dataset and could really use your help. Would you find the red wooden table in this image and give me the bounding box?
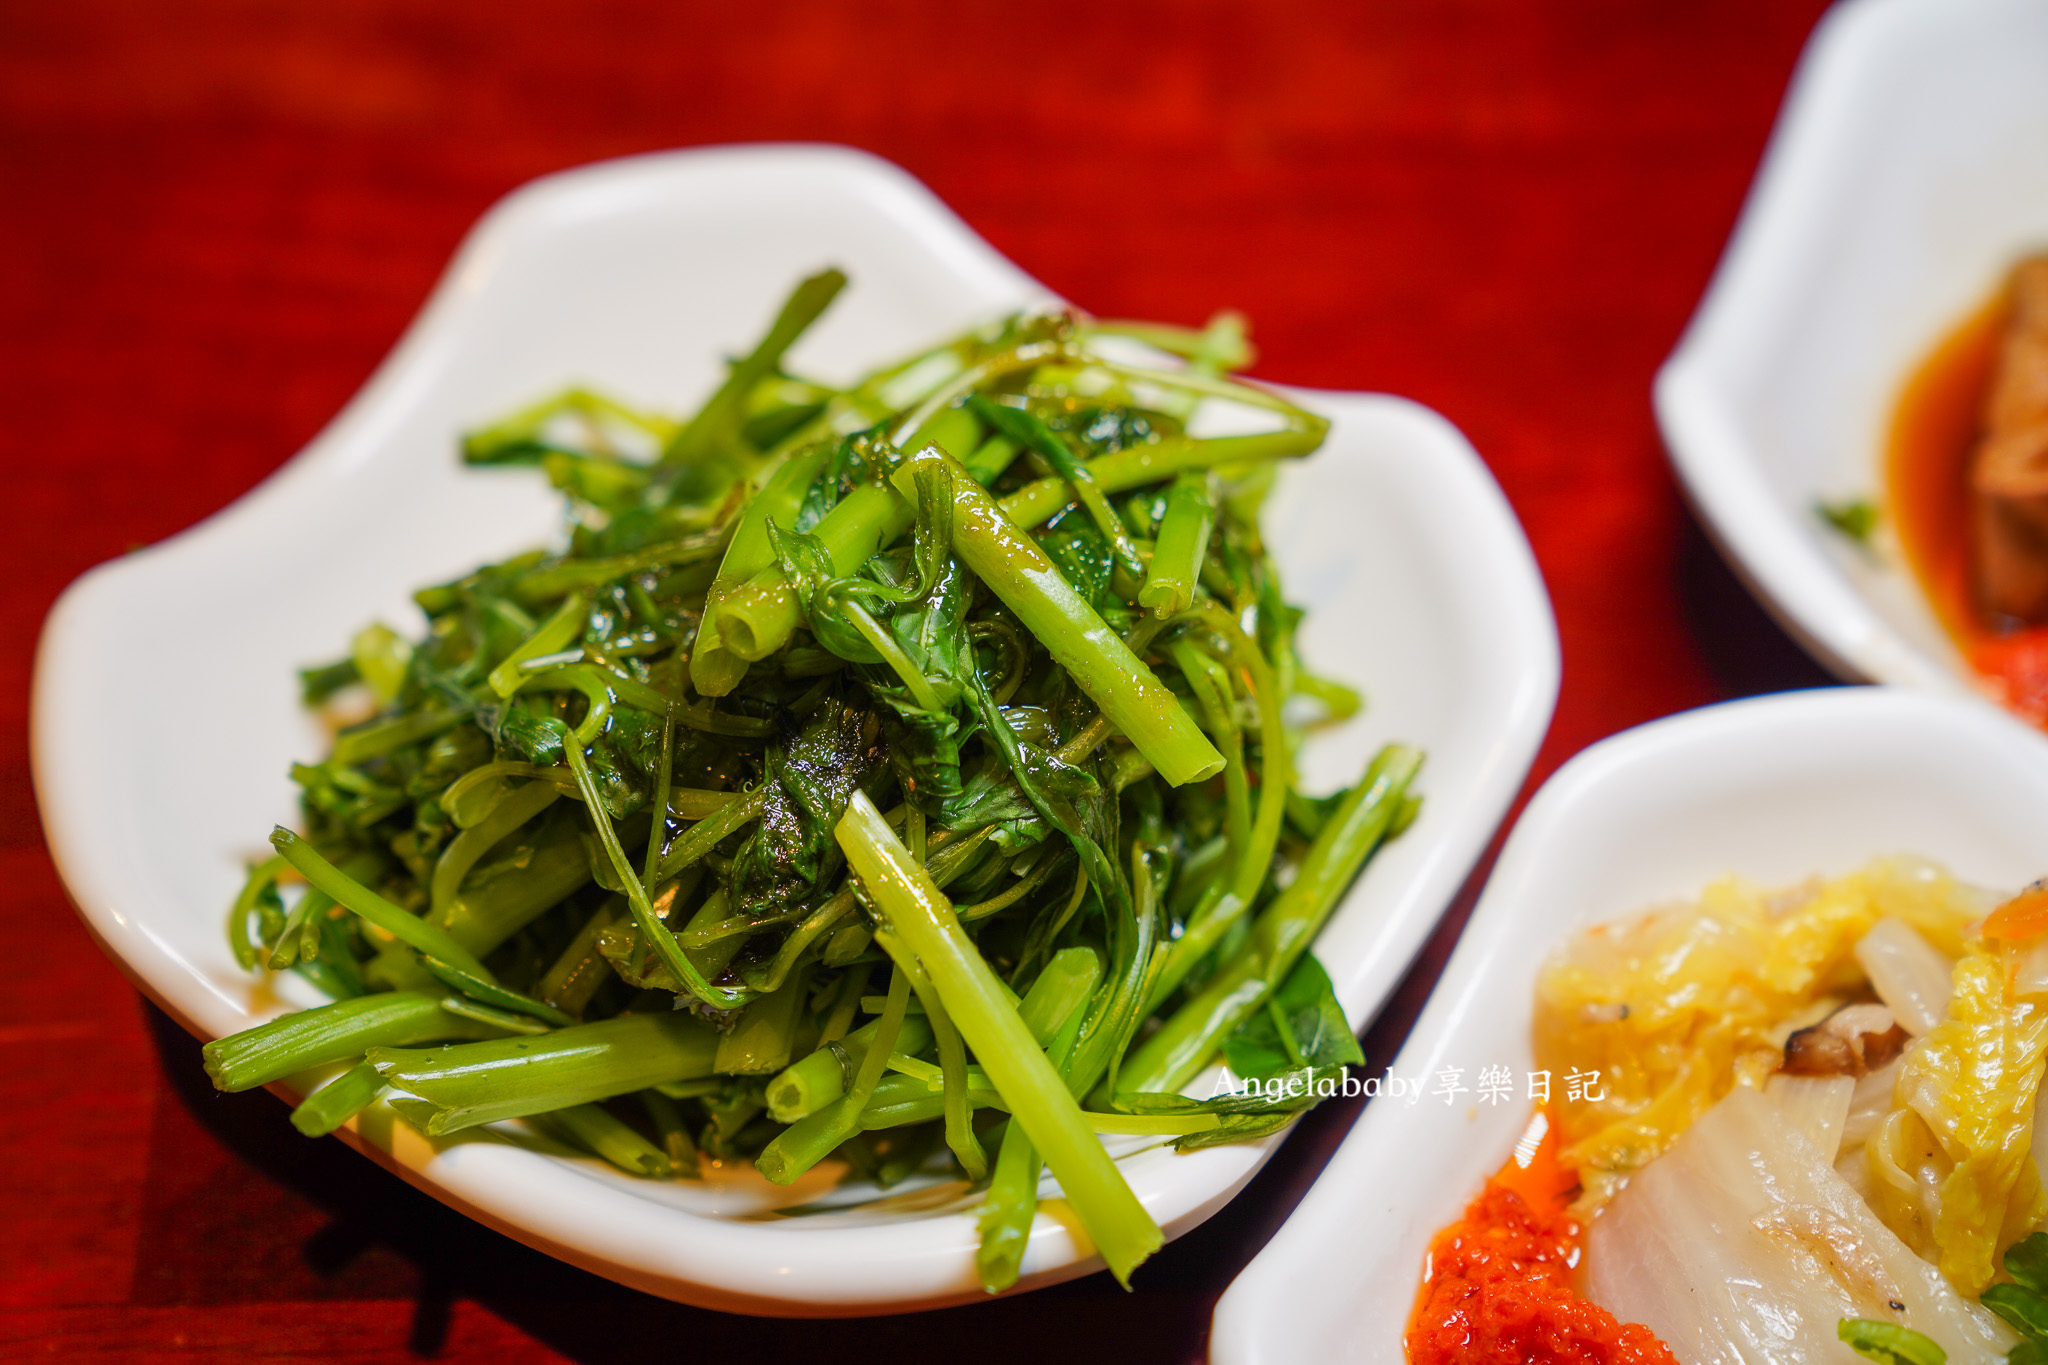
[0,3,1838,1359]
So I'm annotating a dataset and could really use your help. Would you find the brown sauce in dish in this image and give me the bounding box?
[1887,294,2004,647]
[1885,288,2048,725]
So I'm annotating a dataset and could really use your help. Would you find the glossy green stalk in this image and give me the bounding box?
[766,1014,936,1123]
[291,1060,384,1136]
[538,660,674,718]
[997,428,1323,531]
[671,696,776,737]
[962,431,1023,484]
[875,933,986,1181]
[756,963,911,1184]
[367,1012,718,1134]
[267,886,334,971]
[1172,641,1249,868]
[673,888,743,983]
[712,965,812,1075]
[439,996,552,1035]
[419,955,575,1027]
[835,791,1161,1286]
[707,405,981,671]
[854,1070,990,1130]
[747,888,856,995]
[1086,314,1253,371]
[522,666,613,743]
[270,828,494,981]
[330,707,461,767]
[203,991,498,1092]
[840,598,947,711]
[663,787,737,821]
[659,267,846,472]
[432,821,589,957]
[1119,744,1422,1095]
[532,1102,671,1177]
[510,531,727,605]
[1062,836,1164,1101]
[534,899,626,1016]
[562,733,750,1010]
[968,394,1147,584]
[895,447,1221,787]
[641,1090,699,1176]
[714,485,900,664]
[1139,472,1214,618]
[1146,606,1294,1007]
[228,854,289,971]
[977,946,1105,1293]
[642,704,677,885]
[954,854,1061,922]
[1017,947,1105,1044]
[854,1076,1217,1137]
[488,591,588,699]
[430,781,559,912]
[749,826,992,997]
[692,440,839,696]
[442,761,553,827]
[652,787,765,883]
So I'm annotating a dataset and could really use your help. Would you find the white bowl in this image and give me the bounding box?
[1658,0,2048,696]
[1211,685,2048,1363]
[30,144,1557,1314]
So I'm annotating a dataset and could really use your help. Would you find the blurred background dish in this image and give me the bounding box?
[1658,0,2048,707]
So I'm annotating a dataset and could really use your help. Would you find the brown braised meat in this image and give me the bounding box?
[1781,1002,1907,1078]
[1971,254,2048,621]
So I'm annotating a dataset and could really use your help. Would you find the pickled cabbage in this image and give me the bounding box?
[1585,1085,2015,1364]
[1868,935,2048,1293]
[1537,857,1989,1206]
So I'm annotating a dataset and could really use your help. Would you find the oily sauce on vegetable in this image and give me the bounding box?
[1888,289,2048,724]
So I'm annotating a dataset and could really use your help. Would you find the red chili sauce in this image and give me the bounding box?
[1405,1111,1678,1365]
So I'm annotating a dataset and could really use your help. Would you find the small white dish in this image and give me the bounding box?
[1211,686,2048,1363]
[1657,0,2048,695]
[31,144,1557,1313]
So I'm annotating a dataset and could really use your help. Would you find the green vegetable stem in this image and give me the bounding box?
[200,273,1421,1289]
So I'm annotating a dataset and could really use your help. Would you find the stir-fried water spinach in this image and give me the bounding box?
[208,270,1424,1291]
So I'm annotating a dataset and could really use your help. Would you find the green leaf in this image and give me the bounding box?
[766,520,883,664]
[1982,1283,2048,1339]
[421,955,574,1027]
[939,762,1049,850]
[1815,496,1880,545]
[2010,1337,2048,1365]
[1041,524,1116,608]
[728,698,883,916]
[1118,1062,1351,1117]
[1221,953,1364,1081]
[2007,1231,2048,1297]
[1172,1110,1293,1151]
[1837,1318,1945,1365]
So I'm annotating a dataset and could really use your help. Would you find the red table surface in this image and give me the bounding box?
[0,3,1842,1360]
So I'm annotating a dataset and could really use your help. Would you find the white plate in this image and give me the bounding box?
[1657,0,2048,695]
[30,144,1557,1314]
[1211,686,2048,1363]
